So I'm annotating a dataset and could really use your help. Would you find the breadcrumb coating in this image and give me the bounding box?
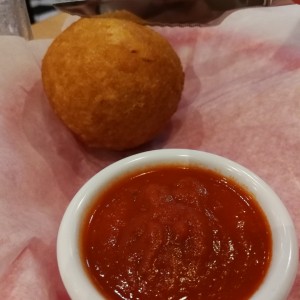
[42,16,184,150]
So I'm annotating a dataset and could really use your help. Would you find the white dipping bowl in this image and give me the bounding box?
[57,149,298,300]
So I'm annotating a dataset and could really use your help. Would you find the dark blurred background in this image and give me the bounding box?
[26,0,59,23]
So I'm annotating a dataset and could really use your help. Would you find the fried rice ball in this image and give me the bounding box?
[42,16,184,150]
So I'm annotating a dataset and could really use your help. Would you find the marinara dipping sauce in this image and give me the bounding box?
[80,165,272,300]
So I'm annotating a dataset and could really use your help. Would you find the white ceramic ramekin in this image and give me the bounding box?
[57,149,298,300]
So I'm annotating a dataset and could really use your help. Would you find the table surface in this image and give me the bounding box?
[31,13,69,39]
[30,2,294,40]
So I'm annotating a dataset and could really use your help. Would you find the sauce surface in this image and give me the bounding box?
[81,165,272,300]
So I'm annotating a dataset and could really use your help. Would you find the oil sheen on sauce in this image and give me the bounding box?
[80,165,272,300]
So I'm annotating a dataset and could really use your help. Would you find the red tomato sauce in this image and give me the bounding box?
[81,165,272,300]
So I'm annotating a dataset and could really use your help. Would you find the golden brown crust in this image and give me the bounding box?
[42,17,184,150]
